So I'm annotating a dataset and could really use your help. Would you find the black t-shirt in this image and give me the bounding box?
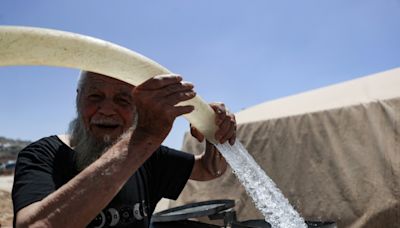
[12,136,194,228]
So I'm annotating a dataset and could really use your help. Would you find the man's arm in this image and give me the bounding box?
[16,132,157,227]
[189,103,236,181]
[190,141,228,181]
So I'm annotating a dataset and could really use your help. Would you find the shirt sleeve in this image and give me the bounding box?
[12,137,58,214]
[150,146,195,200]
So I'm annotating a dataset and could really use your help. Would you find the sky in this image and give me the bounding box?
[0,0,399,149]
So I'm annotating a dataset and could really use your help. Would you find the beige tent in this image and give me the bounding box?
[170,68,400,227]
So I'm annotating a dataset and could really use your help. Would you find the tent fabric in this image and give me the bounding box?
[170,68,400,228]
[235,68,400,124]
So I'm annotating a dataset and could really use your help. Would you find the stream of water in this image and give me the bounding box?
[215,141,307,228]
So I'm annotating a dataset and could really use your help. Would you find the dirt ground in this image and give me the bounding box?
[0,190,13,227]
[0,175,13,228]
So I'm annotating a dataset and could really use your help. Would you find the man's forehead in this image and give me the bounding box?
[84,72,134,90]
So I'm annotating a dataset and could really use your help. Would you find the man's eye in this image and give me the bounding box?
[117,98,131,105]
[88,94,102,101]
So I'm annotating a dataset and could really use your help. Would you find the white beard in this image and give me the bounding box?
[68,116,114,171]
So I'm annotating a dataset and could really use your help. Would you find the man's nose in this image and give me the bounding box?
[98,99,117,116]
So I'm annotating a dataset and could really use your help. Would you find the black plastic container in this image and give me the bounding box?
[151,200,336,228]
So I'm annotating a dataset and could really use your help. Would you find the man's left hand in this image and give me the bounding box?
[190,102,236,145]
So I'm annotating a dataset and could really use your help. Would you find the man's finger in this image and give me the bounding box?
[215,115,233,143]
[190,125,205,142]
[210,103,227,125]
[165,91,196,106]
[158,81,194,97]
[222,123,236,145]
[137,74,182,90]
[170,105,195,118]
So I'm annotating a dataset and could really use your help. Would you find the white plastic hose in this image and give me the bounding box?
[0,26,218,143]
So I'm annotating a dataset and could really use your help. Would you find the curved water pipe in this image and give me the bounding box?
[0,26,218,144]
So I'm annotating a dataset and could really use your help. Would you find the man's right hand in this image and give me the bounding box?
[130,74,196,146]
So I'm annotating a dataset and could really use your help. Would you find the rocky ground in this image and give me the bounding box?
[0,175,13,227]
[0,190,12,227]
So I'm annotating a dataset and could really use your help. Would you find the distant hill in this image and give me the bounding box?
[0,136,31,160]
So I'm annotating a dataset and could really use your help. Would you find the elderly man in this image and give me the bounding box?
[12,71,236,228]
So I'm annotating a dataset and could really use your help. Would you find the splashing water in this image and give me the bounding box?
[215,141,307,228]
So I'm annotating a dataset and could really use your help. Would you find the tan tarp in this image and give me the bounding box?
[170,68,400,227]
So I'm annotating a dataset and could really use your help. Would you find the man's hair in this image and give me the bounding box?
[76,71,89,113]
[77,71,88,90]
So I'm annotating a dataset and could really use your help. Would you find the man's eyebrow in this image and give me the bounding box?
[117,91,133,98]
[83,86,101,92]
